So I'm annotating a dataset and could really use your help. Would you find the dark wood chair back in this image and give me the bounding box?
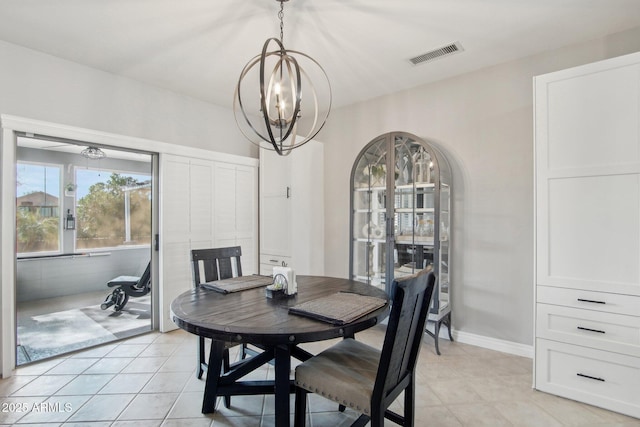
[189,246,245,389]
[191,246,243,286]
[373,270,436,409]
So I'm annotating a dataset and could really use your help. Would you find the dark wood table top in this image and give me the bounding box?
[171,275,390,345]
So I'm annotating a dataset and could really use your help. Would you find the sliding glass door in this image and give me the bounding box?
[15,135,156,364]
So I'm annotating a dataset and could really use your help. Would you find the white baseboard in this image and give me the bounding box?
[451,330,533,359]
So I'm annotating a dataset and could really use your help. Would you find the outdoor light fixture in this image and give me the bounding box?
[233,0,331,156]
[81,146,106,160]
[65,209,76,230]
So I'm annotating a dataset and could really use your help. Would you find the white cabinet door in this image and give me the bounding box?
[189,159,215,250]
[261,148,291,197]
[160,155,258,332]
[159,155,195,332]
[260,148,292,257]
[290,142,324,275]
[213,162,258,275]
[535,53,640,296]
[259,142,324,274]
[235,165,258,274]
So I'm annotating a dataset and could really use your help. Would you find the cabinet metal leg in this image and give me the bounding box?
[445,312,454,342]
[434,321,441,355]
[425,313,452,356]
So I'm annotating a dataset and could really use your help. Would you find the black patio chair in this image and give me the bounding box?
[101,261,151,312]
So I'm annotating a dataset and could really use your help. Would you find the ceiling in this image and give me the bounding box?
[17,136,152,162]
[0,0,639,110]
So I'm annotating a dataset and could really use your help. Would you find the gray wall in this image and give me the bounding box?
[319,26,640,346]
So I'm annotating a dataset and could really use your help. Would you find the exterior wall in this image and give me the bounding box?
[17,247,149,302]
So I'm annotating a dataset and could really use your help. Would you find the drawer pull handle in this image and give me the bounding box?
[577,326,605,334]
[577,373,605,382]
[269,259,278,263]
[577,298,606,305]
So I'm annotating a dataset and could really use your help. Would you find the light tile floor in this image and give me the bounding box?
[1,326,639,426]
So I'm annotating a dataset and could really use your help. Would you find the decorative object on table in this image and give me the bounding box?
[233,0,331,156]
[80,146,106,160]
[266,266,296,298]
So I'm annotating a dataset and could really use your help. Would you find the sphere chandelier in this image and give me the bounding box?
[233,0,332,156]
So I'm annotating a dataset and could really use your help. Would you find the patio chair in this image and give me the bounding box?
[293,270,436,427]
[100,261,151,312]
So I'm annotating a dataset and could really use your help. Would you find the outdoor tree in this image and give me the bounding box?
[16,209,59,252]
[76,173,151,249]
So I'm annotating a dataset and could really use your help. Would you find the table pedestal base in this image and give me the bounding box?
[202,340,313,427]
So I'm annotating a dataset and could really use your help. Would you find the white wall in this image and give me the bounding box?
[0,40,255,158]
[319,26,640,346]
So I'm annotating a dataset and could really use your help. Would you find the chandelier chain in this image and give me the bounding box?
[278,1,285,42]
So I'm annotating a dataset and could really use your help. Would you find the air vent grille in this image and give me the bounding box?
[410,42,463,65]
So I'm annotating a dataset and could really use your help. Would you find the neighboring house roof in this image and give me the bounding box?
[17,192,58,207]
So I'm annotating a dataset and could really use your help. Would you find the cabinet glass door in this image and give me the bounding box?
[351,131,451,320]
[392,135,437,286]
[351,136,388,289]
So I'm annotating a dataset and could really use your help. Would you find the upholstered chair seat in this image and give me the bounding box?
[295,338,379,415]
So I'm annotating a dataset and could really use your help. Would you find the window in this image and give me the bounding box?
[16,162,62,254]
[75,169,151,250]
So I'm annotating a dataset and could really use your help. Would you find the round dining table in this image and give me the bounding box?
[171,275,390,427]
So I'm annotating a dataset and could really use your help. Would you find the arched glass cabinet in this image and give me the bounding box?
[350,131,452,353]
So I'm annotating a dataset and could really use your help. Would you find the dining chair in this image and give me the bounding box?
[191,246,247,407]
[293,270,436,427]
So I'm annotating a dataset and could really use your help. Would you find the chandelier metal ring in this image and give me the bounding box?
[233,0,331,156]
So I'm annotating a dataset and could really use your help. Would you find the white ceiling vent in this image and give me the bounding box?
[409,42,464,65]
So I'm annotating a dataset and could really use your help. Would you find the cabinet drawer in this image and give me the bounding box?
[260,254,292,267]
[537,286,640,316]
[537,304,640,357]
[535,339,640,418]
